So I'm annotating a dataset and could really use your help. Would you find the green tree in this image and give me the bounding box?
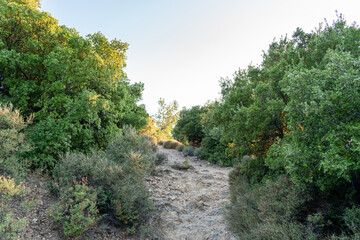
[172,106,204,146]
[154,98,179,140]
[0,0,147,170]
[267,50,360,190]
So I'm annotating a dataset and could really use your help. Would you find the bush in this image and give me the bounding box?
[48,177,100,238]
[225,166,313,240]
[163,140,182,149]
[0,103,32,178]
[0,176,29,240]
[176,145,184,152]
[53,127,155,231]
[182,146,195,157]
[172,106,205,146]
[158,141,164,146]
[155,152,168,165]
[106,126,157,171]
[171,159,192,171]
[194,147,203,158]
[343,206,360,238]
[199,134,233,166]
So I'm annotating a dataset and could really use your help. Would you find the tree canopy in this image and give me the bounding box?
[0,0,147,169]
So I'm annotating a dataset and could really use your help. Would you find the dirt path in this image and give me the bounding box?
[148,147,236,240]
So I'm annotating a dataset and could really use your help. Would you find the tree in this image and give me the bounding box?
[267,50,360,190]
[154,98,179,140]
[0,0,147,170]
[172,106,204,146]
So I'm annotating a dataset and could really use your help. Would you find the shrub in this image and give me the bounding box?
[158,141,164,146]
[172,106,205,146]
[343,206,360,238]
[176,145,184,152]
[0,176,29,240]
[54,152,154,230]
[48,177,100,238]
[106,126,157,169]
[225,166,313,239]
[163,140,182,149]
[0,103,32,178]
[194,147,203,158]
[182,146,195,157]
[155,152,168,165]
[171,159,192,171]
[54,127,156,231]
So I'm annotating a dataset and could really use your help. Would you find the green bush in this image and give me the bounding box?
[343,206,360,238]
[0,103,32,178]
[194,147,203,158]
[54,151,154,231]
[172,106,204,146]
[163,140,182,149]
[225,166,313,240]
[176,145,184,152]
[106,126,157,170]
[155,152,168,165]
[182,146,195,157]
[0,176,29,240]
[53,127,155,231]
[48,177,100,238]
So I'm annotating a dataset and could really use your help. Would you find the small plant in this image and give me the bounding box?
[48,177,100,238]
[182,146,195,157]
[0,176,28,240]
[171,158,192,171]
[194,147,203,158]
[176,145,184,152]
[155,152,168,165]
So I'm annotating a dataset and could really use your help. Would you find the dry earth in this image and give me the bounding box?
[148,147,236,240]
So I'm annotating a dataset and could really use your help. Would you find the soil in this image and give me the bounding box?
[148,147,236,240]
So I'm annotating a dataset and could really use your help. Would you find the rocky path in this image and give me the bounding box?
[148,147,236,240]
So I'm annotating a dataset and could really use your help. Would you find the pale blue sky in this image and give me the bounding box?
[40,0,360,115]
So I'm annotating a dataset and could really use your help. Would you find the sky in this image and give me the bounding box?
[40,0,360,116]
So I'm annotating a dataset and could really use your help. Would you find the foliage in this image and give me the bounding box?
[155,152,168,166]
[0,103,32,177]
[176,145,184,152]
[225,166,313,240]
[222,15,360,239]
[182,146,195,157]
[139,117,168,143]
[106,126,157,170]
[196,102,234,166]
[48,177,100,238]
[53,127,155,231]
[266,50,360,190]
[0,176,28,240]
[163,140,182,149]
[0,0,147,171]
[343,206,360,238]
[171,158,192,171]
[154,98,179,140]
[172,106,204,146]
